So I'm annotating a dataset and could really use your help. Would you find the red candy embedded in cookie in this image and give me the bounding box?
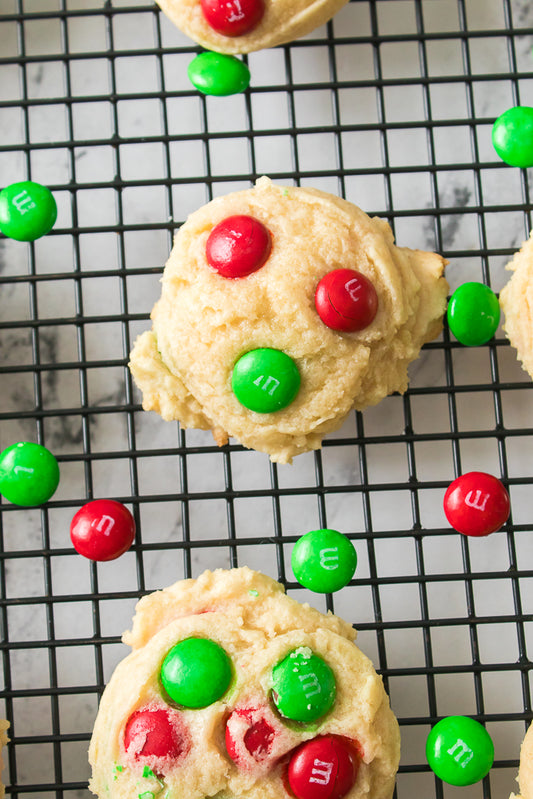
[206,215,272,278]
[287,736,360,799]
[200,0,265,36]
[315,268,378,332]
[443,471,511,537]
[124,707,187,762]
[226,707,275,762]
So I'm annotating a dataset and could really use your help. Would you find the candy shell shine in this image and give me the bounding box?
[232,348,300,413]
[0,441,60,506]
[188,52,250,96]
[426,715,494,786]
[200,0,264,36]
[0,181,57,241]
[161,637,232,709]
[492,106,533,168]
[70,499,136,561]
[292,528,357,593]
[288,735,360,799]
[271,649,336,723]
[447,282,500,346]
[443,471,510,537]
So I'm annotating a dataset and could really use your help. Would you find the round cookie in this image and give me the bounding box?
[129,177,448,463]
[89,567,400,799]
[156,0,349,54]
[511,722,533,799]
[500,232,533,379]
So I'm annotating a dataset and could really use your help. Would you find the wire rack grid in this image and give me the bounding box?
[1,0,533,798]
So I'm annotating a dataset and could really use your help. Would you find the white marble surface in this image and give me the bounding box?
[1,0,533,798]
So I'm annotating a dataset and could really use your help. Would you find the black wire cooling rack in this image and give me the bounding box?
[1,0,533,798]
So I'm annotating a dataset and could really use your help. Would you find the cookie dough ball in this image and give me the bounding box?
[89,567,400,799]
[129,177,448,463]
[157,0,349,54]
[0,720,9,799]
[511,722,533,799]
[500,232,533,379]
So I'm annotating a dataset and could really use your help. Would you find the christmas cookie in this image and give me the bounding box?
[511,722,533,799]
[156,0,349,54]
[89,567,400,799]
[129,177,448,463]
[500,232,533,379]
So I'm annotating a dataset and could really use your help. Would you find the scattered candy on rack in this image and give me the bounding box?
[0,180,57,241]
[291,528,357,593]
[232,347,301,412]
[287,735,360,799]
[161,637,233,708]
[443,471,510,537]
[206,214,271,277]
[426,715,494,786]
[200,0,265,36]
[447,282,500,346]
[188,52,251,95]
[271,648,336,723]
[492,106,533,168]
[0,441,60,506]
[70,499,136,560]
[315,269,378,332]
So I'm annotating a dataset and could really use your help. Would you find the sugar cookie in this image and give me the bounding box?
[500,232,533,379]
[89,567,400,799]
[129,177,448,463]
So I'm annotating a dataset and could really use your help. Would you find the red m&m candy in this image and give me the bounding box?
[315,269,378,332]
[70,499,136,561]
[287,735,360,799]
[124,706,188,762]
[225,707,275,763]
[200,0,264,36]
[206,215,271,278]
[443,472,510,537]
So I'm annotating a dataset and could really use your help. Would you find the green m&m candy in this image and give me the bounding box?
[447,282,500,346]
[232,348,300,413]
[0,441,60,506]
[188,52,251,96]
[160,637,232,708]
[492,106,533,168]
[292,528,357,593]
[271,648,336,723]
[426,715,494,786]
[0,181,57,241]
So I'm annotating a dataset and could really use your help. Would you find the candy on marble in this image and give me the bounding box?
[232,347,300,412]
[0,180,57,241]
[188,52,251,96]
[0,441,60,506]
[206,214,271,277]
[426,715,494,785]
[443,471,510,537]
[492,106,533,168]
[70,499,136,561]
[160,637,232,708]
[200,0,265,36]
[447,282,500,346]
[315,268,378,332]
[287,735,360,799]
[291,528,357,594]
[271,649,336,723]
